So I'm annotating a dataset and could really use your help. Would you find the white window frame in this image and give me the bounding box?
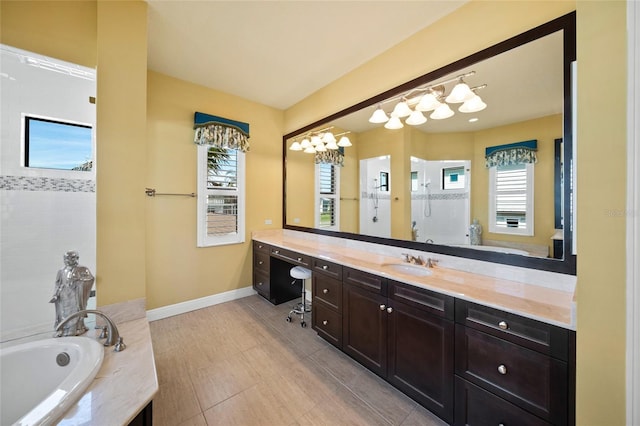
[488,163,534,236]
[196,145,245,247]
[314,162,340,230]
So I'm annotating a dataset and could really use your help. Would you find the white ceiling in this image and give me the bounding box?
[146,0,468,110]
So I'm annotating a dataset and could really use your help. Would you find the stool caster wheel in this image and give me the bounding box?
[301,321,306,328]
[286,316,292,322]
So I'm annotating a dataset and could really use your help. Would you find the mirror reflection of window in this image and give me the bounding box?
[410,171,418,191]
[316,163,340,230]
[379,171,389,191]
[442,166,465,190]
[489,163,534,236]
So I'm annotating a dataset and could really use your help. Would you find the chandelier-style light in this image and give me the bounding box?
[289,126,352,154]
[367,71,487,129]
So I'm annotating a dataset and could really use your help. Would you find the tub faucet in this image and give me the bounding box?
[55,310,126,351]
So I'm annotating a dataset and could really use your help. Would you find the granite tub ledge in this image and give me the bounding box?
[57,299,158,425]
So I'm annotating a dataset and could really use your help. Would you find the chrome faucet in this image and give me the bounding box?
[401,253,426,265]
[55,309,126,351]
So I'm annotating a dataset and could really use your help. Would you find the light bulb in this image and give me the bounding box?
[368,106,389,123]
[430,103,454,120]
[289,141,302,151]
[405,110,427,126]
[391,100,412,118]
[415,93,441,111]
[459,94,487,113]
[445,80,474,103]
[337,136,352,147]
[384,115,404,129]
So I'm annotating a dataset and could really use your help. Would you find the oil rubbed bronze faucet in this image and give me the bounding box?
[56,310,126,352]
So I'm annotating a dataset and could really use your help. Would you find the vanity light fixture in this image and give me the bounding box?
[367,71,487,129]
[289,127,352,153]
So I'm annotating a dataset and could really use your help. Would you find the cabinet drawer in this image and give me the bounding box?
[253,270,270,299]
[455,325,567,424]
[390,281,454,320]
[270,247,310,267]
[455,299,570,360]
[253,241,270,254]
[312,300,342,348]
[311,258,343,280]
[343,267,386,295]
[253,251,270,273]
[313,274,342,311]
[454,377,550,426]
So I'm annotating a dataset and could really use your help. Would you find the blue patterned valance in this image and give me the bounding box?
[485,139,537,168]
[193,112,250,152]
[315,149,344,167]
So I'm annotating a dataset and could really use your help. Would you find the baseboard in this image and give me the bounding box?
[146,286,257,322]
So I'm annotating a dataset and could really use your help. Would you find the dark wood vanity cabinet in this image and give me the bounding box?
[311,258,343,348]
[341,267,455,422]
[454,300,574,426]
[252,241,271,300]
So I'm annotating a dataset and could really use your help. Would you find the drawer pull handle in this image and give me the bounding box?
[497,364,507,375]
[380,304,386,311]
[323,289,329,294]
[386,307,393,314]
[297,257,302,261]
[322,320,328,326]
[498,321,508,330]
[322,265,328,270]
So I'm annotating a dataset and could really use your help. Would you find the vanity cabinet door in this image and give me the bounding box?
[387,282,455,423]
[342,282,388,377]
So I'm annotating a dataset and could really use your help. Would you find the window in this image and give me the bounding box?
[24,115,93,171]
[197,145,245,246]
[315,162,340,230]
[489,163,534,235]
[442,166,465,190]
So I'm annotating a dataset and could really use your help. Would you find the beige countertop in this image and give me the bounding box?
[58,314,158,425]
[253,229,576,330]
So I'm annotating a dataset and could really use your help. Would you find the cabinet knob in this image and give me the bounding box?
[380,304,386,311]
[297,257,302,261]
[497,364,507,375]
[274,250,280,254]
[498,321,508,330]
[322,320,328,326]
[322,265,328,270]
[386,307,393,314]
[258,261,263,265]
[323,289,329,294]
[257,282,263,286]
[258,244,263,249]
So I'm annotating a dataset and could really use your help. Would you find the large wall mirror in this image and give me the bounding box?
[283,12,576,275]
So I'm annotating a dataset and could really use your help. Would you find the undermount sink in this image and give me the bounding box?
[382,263,433,277]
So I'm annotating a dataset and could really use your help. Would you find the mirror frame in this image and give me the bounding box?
[283,12,576,275]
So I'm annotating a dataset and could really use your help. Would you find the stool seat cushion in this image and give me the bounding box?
[290,266,312,279]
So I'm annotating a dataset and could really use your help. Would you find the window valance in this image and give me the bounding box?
[193,112,250,152]
[485,139,537,168]
[315,149,344,167]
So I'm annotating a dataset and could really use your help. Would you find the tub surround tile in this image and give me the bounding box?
[57,315,158,425]
[252,229,576,330]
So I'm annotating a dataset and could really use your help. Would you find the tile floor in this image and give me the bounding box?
[149,294,448,426]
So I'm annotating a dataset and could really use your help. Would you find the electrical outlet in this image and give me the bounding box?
[265,219,272,225]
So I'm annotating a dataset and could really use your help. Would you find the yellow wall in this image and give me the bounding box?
[576,2,627,424]
[146,71,283,309]
[95,0,147,305]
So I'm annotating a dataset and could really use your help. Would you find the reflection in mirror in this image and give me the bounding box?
[284,12,576,274]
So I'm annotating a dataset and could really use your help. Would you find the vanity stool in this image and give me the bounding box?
[286,266,312,327]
